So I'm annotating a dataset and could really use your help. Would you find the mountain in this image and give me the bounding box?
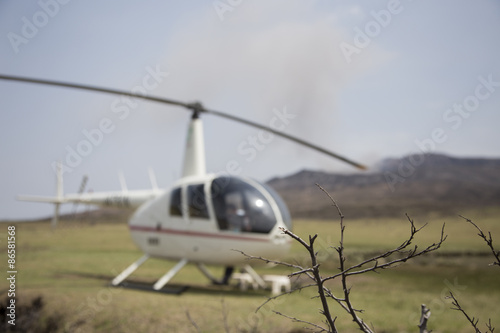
[266,154,500,219]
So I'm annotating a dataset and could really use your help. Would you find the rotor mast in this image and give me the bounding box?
[182,105,207,177]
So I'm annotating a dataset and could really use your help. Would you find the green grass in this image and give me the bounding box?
[1,209,499,332]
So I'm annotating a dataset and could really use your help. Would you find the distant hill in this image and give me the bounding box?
[266,154,500,219]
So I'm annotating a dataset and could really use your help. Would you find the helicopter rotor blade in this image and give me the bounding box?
[201,108,367,170]
[0,74,366,170]
[0,74,190,109]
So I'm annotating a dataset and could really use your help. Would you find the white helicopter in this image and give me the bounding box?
[0,74,366,291]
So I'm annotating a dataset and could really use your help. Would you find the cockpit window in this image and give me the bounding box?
[187,184,209,219]
[169,187,182,217]
[211,176,276,233]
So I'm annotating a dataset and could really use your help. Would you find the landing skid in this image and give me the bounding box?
[111,255,271,293]
[196,263,221,284]
[111,255,189,291]
[153,258,188,290]
[111,254,150,286]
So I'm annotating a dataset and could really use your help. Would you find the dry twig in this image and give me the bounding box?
[273,310,329,332]
[445,216,498,333]
[316,184,373,332]
[221,298,230,333]
[448,292,483,333]
[185,309,200,333]
[459,215,500,267]
[322,215,446,282]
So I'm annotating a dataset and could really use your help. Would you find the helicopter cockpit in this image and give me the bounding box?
[210,176,291,234]
[168,176,291,235]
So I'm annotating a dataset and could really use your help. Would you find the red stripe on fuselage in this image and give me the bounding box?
[129,225,271,242]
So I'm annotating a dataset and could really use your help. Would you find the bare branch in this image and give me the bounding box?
[234,250,304,270]
[273,310,330,332]
[289,266,316,277]
[185,309,200,333]
[265,224,338,332]
[324,219,446,282]
[247,184,449,333]
[321,183,373,333]
[255,283,318,313]
[308,234,337,331]
[444,217,497,333]
[486,319,495,333]
[447,292,483,333]
[315,183,344,219]
[313,184,374,332]
[221,298,230,333]
[459,215,500,267]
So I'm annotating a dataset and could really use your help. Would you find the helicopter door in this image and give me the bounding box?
[166,186,189,234]
[187,184,210,219]
[168,184,211,220]
[211,176,277,234]
[169,187,183,217]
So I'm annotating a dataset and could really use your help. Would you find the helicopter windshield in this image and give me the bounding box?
[211,176,278,234]
[260,182,292,230]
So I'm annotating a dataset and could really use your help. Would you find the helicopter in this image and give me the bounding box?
[0,74,366,291]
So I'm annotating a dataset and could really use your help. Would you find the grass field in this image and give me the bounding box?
[1,209,499,333]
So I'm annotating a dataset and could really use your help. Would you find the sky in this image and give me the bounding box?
[1,0,499,220]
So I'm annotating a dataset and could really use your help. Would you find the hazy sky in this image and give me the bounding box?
[1,1,499,220]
